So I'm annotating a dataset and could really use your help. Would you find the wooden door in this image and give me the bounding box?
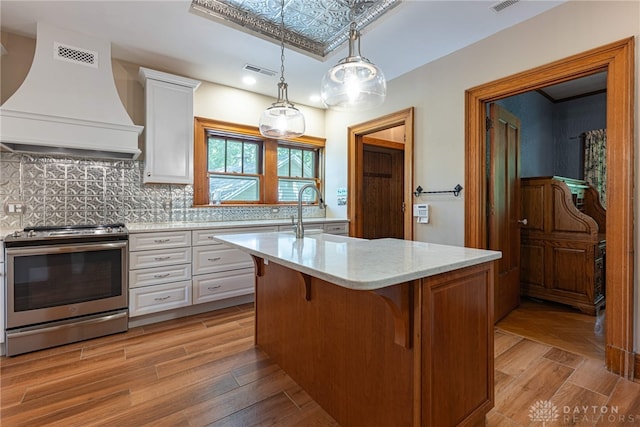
[488,103,522,321]
[348,108,414,240]
[362,144,404,239]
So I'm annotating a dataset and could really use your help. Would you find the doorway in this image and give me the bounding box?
[348,108,414,239]
[489,84,608,360]
[464,38,634,378]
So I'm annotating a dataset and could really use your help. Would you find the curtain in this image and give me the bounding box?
[583,129,606,208]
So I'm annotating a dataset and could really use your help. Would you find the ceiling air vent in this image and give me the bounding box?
[242,63,276,77]
[491,0,519,13]
[54,42,98,68]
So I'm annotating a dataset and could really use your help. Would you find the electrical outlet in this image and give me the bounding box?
[271,207,280,213]
[4,202,27,215]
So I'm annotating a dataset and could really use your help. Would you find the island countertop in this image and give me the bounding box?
[215,231,501,290]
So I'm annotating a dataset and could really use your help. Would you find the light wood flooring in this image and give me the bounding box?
[496,297,606,360]
[1,303,639,426]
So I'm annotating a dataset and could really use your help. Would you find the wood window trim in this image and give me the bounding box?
[194,117,325,206]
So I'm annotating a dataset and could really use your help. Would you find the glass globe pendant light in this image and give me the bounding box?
[320,17,386,111]
[259,0,305,139]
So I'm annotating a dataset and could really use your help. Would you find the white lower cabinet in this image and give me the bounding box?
[324,222,349,235]
[127,221,348,319]
[193,268,254,304]
[129,280,192,316]
[190,225,277,305]
[129,247,191,270]
[277,221,349,236]
[128,230,192,317]
[192,245,253,275]
[129,263,191,288]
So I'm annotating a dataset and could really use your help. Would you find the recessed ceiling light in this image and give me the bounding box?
[309,94,321,103]
[242,76,257,85]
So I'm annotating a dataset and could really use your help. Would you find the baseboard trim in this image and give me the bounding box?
[606,345,636,380]
[128,294,254,328]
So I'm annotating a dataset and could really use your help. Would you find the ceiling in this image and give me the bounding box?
[538,72,607,102]
[1,0,570,109]
[190,0,402,59]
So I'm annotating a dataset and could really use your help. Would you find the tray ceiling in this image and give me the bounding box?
[190,0,400,59]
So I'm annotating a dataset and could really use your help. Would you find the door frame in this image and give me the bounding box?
[464,38,635,378]
[348,107,414,239]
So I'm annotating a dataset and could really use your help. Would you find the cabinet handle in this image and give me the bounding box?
[153,273,171,278]
[154,239,170,243]
[517,219,528,225]
[207,236,216,240]
[208,257,222,262]
[208,285,222,290]
[154,296,171,301]
[154,256,171,261]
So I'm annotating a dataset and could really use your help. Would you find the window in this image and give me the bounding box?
[194,118,325,205]
[277,145,319,202]
[207,135,261,202]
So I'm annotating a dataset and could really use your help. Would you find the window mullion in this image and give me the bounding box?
[241,142,245,174]
[223,137,228,172]
[264,139,278,204]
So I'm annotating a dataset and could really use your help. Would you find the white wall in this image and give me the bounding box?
[323,0,640,348]
[194,82,325,137]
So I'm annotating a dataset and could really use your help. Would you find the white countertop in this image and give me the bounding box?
[126,218,347,233]
[0,219,348,240]
[215,232,502,290]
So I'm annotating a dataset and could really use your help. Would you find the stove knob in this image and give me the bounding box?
[28,230,36,238]
[106,227,113,233]
[13,230,22,237]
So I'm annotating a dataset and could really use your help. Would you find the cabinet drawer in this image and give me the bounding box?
[325,222,349,235]
[192,245,253,274]
[130,247,191,270]
[192,226,278,246]
[129,280,192,317]
[193,268,254,304]
[129,263,191,289]
[277,223,324,232]
[129,231,191,251]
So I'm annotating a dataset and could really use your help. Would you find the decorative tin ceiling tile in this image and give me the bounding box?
[190,0,400,58]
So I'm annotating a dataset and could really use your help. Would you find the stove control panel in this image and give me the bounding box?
[4,223,128,244]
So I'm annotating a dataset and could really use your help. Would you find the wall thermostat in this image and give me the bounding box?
[413,204,429,223]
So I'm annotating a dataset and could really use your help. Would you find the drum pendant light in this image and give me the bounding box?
[259,0,305,139]
[320,4,386,111]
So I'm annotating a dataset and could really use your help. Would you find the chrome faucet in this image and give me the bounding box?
[294,183,325,238]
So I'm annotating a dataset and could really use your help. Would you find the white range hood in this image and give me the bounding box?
[0,23,143,159]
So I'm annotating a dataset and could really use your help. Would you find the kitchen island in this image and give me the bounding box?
[215,232,501,427]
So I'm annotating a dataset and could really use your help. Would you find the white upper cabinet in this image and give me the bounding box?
[138,68,201,184]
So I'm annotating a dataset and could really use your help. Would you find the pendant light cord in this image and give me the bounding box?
[348,0,355,24]
[279,0,286,86]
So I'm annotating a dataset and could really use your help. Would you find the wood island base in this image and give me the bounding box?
[252,257,495,427]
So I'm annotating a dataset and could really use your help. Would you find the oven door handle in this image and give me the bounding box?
[5,241,128,256]
[6,311,128,338]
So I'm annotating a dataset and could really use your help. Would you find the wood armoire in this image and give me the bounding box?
[520,176,606,315]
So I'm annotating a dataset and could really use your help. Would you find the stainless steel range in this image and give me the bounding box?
[4,223,129,356]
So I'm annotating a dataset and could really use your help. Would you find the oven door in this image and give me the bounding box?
[5,241,128,329]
